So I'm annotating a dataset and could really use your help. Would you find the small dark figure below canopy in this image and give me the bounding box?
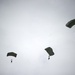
[66,19,75,28]
[45,47,54,60]
[11,59,13,63]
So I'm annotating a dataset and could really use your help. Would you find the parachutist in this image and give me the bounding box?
[48,56,50,60]
[11,59,12,63]
[7,52,17,63]
[45,47,54,60]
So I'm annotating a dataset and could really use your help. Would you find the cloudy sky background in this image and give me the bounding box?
[0,0,75,75]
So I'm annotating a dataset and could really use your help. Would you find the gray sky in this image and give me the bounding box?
[0,0,75,75]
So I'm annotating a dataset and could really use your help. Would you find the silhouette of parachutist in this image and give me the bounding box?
[45,47,54,60]
[11,59,12,63]
[48,55,50,60]
[7,52,17,63]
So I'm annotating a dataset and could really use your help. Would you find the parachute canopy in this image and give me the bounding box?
[7,52,17,57]
[45,47,54,56]
[66,19,75,28]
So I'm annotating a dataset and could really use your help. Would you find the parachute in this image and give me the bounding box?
[66,19,75,28]
[45,47,54,60]
[7,52,17,63]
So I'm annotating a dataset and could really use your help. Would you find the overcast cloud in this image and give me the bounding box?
[0,0,75,75]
